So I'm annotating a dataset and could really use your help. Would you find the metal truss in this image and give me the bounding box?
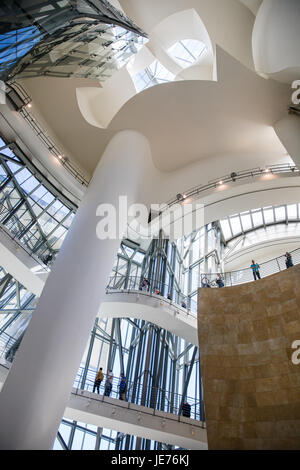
[0,136,76,261]
[220,203,300,243]
[0,0,147,82]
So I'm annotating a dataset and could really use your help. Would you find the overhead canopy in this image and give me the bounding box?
[0,0,147,82]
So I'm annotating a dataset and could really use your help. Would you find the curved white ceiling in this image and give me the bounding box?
[238,0,263,16]
[20,0,293,181]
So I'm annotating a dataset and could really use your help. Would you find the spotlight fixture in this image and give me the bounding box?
[176,193,186,201]
[218,180,223,185]
[27,103,32,108]
[264,167,270,173]
[230,172,237,182]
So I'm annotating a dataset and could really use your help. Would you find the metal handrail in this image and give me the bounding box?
[74,366,205,422]
[6,82,90,188]
[160,163,299,212]
[106,247,300,311]
[105,287,198,319]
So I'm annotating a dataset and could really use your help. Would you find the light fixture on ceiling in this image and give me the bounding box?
[230,172,237,182]
[176,193,186,201]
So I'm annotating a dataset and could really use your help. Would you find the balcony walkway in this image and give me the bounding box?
[0,360,207,450]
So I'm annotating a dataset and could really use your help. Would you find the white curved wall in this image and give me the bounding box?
[76,68,137,129]
[252,0,300,83]
[120,0,255,70]
[274,114,300,169]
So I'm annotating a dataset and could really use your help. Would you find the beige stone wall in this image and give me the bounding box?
[198,264,300,449]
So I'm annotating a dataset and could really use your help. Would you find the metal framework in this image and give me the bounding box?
[158,163,299,214]
[0,0,147,82]
[0,266,36,363]
[0,135,77,262]
[220,203,300,242]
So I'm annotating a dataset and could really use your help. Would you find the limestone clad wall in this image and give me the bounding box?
[198,264,300,449]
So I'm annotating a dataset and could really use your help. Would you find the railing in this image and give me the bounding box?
[0,340,205,422]
[0,331,18,361]
[107,247,300,311]
[0,197,54,270]
[74,366,205,423]
[106,275,198,314]
[161,163,299,212]
[202,247,300,287]
[6,82,90,188]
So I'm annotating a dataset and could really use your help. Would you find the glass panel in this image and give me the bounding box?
[230,216,242,236]
[287,204,297,219]
[274,206,286,222]
[240,212,252,231]
[220,219,231,240]
[20,175,40,194]
[251,210,263,226]
[190,263,201,292]
[13,168,32,185]
[168,39,206,69]
[132,60,174,92]
[263,207,274,224]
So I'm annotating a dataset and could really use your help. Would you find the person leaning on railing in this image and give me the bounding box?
[201,276,211,288]
[285,252,294,269]
[250,260,261,280]
[104,369,113,397]
[119,372,127,401]
[215,273,224,288]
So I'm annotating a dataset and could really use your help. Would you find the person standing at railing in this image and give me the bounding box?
[250,260,261,280]
[104,369,113,397]
[167,293,172,301]
[215,274,224,288]
[181,300,187,309]
[43,253,53,266]
[201,276,211,288]
[92,367,103,394]
[182,402,191,418]
[285,252,294,269]
[140,278,150,291]
[119,372,127,401]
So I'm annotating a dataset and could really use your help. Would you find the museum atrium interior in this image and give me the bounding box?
[0,0,299,450]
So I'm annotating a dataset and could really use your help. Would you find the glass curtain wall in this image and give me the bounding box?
[109,223,224,313]
[0,265,36,362]
[55,316,203,450]
[0,137,77,262]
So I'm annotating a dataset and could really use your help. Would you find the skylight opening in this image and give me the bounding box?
[168,39,207,69]
[132,60,175,93]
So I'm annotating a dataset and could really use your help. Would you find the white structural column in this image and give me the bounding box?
[274,115,300,169]
[0,130,154,449]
